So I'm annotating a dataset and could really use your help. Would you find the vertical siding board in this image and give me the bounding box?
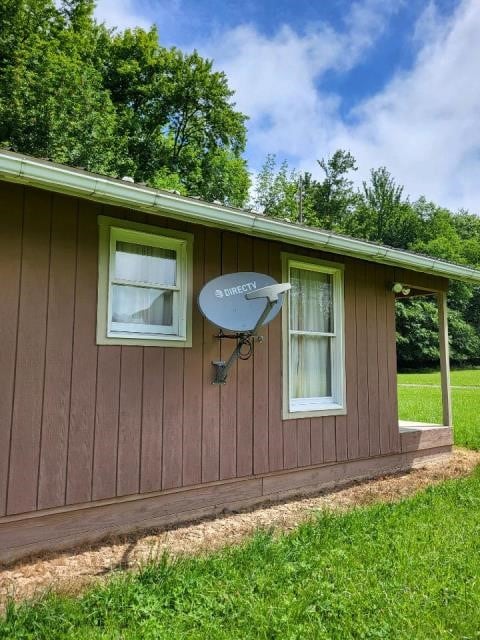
[38,196,77,510]
[376,266,391,454]
[182,228,204,487]
[7,188,51,515]
[92,347,121,501]
[117,347,143,496]
[296,418,311,467]
[252,238,269,475]
[162,348,184,490]
[335,416,348,462]
[355,261,370,458]
[344,259,359,460]
[66,203,99,505]
[386,267,401,453]
[219,232,238,480]
[283,421,298,469]
[310,418,324,465]
[236,236,254,477]
[268,243,284,471]
[140,348,164,493]
[365,263,381,457]
[0,184,23,515]
[323,416,336,462]
[202,229,221,483]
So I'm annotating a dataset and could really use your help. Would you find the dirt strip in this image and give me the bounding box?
[1,447,479,611]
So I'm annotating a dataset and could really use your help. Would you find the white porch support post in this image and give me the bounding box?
[438,291,452,427]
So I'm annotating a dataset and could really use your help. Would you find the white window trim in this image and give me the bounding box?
[97,216,193,347]
[282,253,346,419]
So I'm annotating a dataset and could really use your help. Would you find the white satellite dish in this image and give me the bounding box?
[198,272,291,384]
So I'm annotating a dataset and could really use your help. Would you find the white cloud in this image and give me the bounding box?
[332,0,480,212]
[201,0,401,163]
[204,0,480,213]
[94,0,155,31]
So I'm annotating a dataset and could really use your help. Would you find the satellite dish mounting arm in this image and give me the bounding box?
[212,282,291,384]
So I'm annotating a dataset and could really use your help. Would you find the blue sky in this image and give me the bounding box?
[94,0,480,213]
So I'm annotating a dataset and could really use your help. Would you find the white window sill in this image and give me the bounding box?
[97,333,191,348]
[284,400,346,420]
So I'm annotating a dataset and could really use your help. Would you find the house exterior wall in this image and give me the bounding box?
[0,182,450,558]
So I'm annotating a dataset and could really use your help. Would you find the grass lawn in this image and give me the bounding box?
[398,368,480,450]
[398,368,480,387]
[2,471,480,639]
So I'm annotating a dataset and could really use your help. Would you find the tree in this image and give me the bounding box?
[343,167,421,248]
[103,33,249,204]
[396,299,480,369]
[253,155,302,221]
[0,0,122,175]
[305,150,358,230]
[0,0,250,205]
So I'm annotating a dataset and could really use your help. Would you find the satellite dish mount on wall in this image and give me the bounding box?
[198,273,291,384]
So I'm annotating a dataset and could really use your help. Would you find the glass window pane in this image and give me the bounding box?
[115,241,176,286]
[290,335,331,399]
[112,284,173,327]
[290,268,333,332]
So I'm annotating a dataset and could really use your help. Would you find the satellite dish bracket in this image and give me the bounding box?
[212,283,291,384]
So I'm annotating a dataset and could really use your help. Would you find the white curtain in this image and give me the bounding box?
[291,335,331,398]
[289,268,333,332]
[290,268,333,399]
[112,285,173,327]
[115,241,176,286]
[112,242,175,328]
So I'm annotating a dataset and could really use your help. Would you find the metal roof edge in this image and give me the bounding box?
[1,150,480,284]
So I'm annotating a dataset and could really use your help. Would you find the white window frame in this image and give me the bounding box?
[282,253,346,419]
[97,216,193,347]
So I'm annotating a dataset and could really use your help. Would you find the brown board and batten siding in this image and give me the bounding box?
[0,181,448,521]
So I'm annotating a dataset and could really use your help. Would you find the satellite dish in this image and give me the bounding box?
[198,272,286,332]
[198,272,291,384]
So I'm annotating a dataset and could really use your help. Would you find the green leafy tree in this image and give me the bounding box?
[396,299,480,369]
[103,32,249,203]
[344,167,421,248]
[253,155,302,221]
[0,0,250,205]
[0,0,122,174]
[305,150,359,230]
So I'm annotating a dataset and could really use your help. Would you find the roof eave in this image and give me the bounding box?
[1,151,480,284]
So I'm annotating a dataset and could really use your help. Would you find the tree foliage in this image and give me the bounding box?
[0,0,250,205]
[305,150,359,230]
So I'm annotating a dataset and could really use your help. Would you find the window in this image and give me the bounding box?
[282,255,345,417]
[97,217,193,347]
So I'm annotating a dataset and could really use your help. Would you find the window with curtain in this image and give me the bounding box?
[284,257,345,415]
[111,241,177,334]
[97,217,193,346]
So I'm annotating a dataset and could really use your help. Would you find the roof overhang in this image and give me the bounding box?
[1,150,480,284]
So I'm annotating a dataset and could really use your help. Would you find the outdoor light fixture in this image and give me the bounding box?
[392,282,411,296]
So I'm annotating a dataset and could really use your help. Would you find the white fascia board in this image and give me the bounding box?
[1,151,480,284]
[152,192,257,231]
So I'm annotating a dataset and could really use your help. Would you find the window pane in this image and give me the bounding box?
[290,335,331,398]
[112,284,173,327]
[115,241,176,286]
[290,268,333,332]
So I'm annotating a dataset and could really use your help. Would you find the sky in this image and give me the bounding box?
[94,0,480,214]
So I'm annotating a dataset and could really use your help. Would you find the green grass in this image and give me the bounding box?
[3,472,480,639]
[398,368,480,450]
[398,368,480,387]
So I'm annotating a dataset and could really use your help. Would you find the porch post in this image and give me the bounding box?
[438,291,452,426]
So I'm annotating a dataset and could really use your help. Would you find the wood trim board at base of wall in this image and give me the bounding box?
[0,446,451,564]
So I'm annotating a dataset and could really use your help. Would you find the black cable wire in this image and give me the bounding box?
[237,336,253,360]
